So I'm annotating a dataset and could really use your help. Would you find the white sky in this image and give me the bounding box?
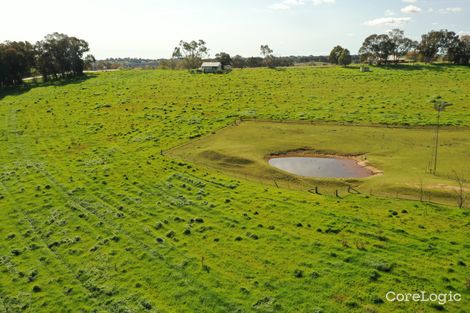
[1,0,469,59]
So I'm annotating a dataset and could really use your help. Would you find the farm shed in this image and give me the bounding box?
[201,62,222,73]
[387,55,407,63]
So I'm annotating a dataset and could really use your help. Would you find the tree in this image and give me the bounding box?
[329,45,344,64]
[431,98,453,175]
[84,54,96,70]
[388,29,415,63]
[418,31,470,65]
[453,171,466,208]
[440,30,460,62]
[406,48,419,63]
[448,35,470,65]
[338,49,352,66]
[231,55,246,68]
[172,40,209,69]
[417,30,461,63]
[260,45,275,67]
[0,41,35,87]
[260,45,273,58]
[458,35,470,65]
[215,52,232,66]
[359,34,394,65]
[1,33,90,87]
[418,31,441,63]
[68,36,90,76]
[34,33,90,80]
[246,57,264,68]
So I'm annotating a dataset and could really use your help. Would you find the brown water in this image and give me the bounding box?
[268,156,372,178]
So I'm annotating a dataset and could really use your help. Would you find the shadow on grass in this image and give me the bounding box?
[379,64,451,71]
[268,67,287,71]
[342,63,462,72]
[0,74,97,101]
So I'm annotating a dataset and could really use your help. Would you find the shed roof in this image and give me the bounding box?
[201,62,222,67]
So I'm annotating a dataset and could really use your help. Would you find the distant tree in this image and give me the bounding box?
[271,57,295,67]
[231,55,246,68]
[246,57,264,68]
[455,35,470,65]
[260,44,273,58]
[418,30,446,63]
[260,44,275,67]
[84,54,96,71]
[0,41,35,86]
[338,49,352,66]
[172,40,209,69]
[359,34,394,65]
[440,30,460,62]
[157,58,183,70]
[388,29,416,63]
[35,33,89,80]
[329,45,344,64]
[417,30,468,64]
[406,47,419,63]
[215,52,232,66]
[447,35,470,65]
[1,33,91,87]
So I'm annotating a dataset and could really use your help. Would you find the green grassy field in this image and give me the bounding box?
[169,120,470,206]
[0,65,469,312]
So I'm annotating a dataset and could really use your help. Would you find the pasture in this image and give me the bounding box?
[0,65,469,312]
[169,120,470,206]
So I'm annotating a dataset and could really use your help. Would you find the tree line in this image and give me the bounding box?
[161,40,343,70]
[3,29,469,86]
[169,29,470,71]
[0,33,93,88]
[355,29,470,65]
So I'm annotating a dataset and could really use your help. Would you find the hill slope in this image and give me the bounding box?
[1,66,469,312]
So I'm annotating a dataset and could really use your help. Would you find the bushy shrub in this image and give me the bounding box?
[374,262,393,273]
[294,270,304,278]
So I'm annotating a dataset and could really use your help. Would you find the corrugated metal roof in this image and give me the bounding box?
[201,62,222,67]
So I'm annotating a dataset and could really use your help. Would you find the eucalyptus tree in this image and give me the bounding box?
[84,54,96,70]
[260,45,275,67]
[359,34,394,65]
[418,31,444,63]
[388,29,415,63]
[329,45,344,65]
[172,40,209,69]
[0,41,35,87]
[231,55,246,68]
[35,33,90,80]
[215,52,232,66]
[418,30,460,63]
[448,35,470,65]
[338,49,352,66]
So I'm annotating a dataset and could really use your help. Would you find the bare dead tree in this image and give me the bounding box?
[453,171,466,208]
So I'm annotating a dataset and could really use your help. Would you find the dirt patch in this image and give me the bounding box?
[413,183,470,193]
